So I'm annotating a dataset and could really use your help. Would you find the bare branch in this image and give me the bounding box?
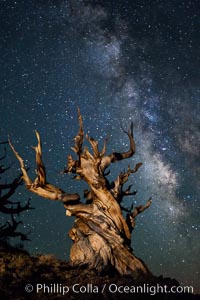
[0,175,22,204]
[0,214,30,241]
[100,123,136,172]
[9,137,32,187]
[112,122,135,161]
[126,198,152,231]
[71,107,84,156]
[63,108,84,174]
[110,163,142,202]
[86,135,100,159]
[9,133,80,203]
[100,135,109,157]
[122,187,137,197]
[0,199,34,215]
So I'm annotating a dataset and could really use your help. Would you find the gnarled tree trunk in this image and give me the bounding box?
[9,109,152,279]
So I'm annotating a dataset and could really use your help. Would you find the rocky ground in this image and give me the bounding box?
[0,242,199,300]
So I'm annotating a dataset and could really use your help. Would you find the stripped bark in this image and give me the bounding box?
[9,109,152,278]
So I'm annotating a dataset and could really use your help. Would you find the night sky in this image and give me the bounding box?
[1,0,200,294]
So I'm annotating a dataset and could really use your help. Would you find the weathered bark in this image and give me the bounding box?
[9,108,152,279]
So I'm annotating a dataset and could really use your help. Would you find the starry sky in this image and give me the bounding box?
[0,0,200,294]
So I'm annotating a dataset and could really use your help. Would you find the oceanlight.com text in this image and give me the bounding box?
[25,283,194,296]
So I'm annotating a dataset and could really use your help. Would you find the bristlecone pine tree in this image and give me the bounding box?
[9,109,152,279]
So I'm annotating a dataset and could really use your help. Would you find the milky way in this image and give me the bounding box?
[0,0,199,293]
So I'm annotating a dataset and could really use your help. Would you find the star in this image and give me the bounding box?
[0,0,199,294]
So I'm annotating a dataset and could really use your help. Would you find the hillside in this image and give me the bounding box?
[0,243,199,300]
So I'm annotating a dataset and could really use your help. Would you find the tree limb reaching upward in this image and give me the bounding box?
[9,132,80,203]
[9,108,152,279]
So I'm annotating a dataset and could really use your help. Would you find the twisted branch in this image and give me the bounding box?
[9,132,80,203]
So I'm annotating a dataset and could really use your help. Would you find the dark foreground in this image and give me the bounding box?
[0,243,199,300]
